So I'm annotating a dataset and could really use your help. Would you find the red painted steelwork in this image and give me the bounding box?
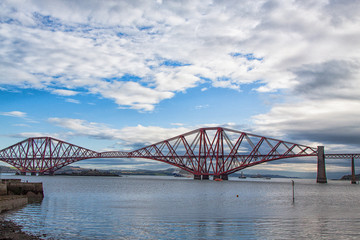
[325,154,360,159]
[1,127,357,175]
[0,137,98,173]
[124,127,318,176]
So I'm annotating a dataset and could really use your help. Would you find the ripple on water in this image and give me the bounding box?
[3,176,360,239]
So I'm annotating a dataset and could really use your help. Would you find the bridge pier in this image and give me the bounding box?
[213,175,228,180]
[194,174,202,180]
[194,175,210,180]
[221,175,228,180]
[317,146,327,183]
[202,175,209,180]
[20,172,26,176]
[351,157,356,184]
[31,172,36,176]
[194,174,229,180]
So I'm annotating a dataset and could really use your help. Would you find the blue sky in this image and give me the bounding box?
[1,0,360,178]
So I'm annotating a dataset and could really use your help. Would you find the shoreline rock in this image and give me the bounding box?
[0,218,43,240]
[0,196,28,214]
[0,179,45,239]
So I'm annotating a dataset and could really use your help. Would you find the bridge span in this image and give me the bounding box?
[0,127,359,183]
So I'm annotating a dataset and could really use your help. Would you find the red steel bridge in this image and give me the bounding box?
[0,127,359,183]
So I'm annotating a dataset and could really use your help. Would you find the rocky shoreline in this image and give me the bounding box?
[0,218,43,240]
[0,179,45,239]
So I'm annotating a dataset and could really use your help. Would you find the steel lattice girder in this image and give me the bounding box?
[325,154,360,159]
[127,127,318,175]
[1,127,358,175]
[0,137,98,173]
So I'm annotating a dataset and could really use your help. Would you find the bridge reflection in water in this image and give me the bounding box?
[0,127,359,183]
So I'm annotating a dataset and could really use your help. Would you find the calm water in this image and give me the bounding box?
[1,175,360,239]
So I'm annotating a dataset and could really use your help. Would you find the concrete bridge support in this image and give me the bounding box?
[194,174,228,180]
[213,175,228,180]
[202,175,209,180]
[351,157,356,184]
[194,174,201,180]
[317,146,327,183]
[221,175,228,180]
[194,175,210,180]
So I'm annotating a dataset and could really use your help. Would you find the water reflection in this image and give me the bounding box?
[2,176,360,239]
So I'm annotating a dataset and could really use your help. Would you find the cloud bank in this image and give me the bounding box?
[1,0,360,149]
[48,117,190,149]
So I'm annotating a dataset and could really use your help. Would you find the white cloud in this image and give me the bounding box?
[65,98,80,104]
[195,104,209,110]
[10,132,62,139]
[89,81,174,111]
[253,98,360,146]
[52,89,79,96]
[46,118,243,149]
[0,111,27,118]
[1,0,360,154]
[117,124,190,146]
[12,123,30,127]
[171,123,184,126]
[253,59,360,147]
[48,118,118,140]
[250,162,317,173]
[1,0,358,112]
[47,118,190,147]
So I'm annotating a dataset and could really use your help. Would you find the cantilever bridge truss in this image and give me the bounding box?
[0,127,357,177]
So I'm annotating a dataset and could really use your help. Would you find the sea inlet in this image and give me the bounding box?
[1,175,360,239]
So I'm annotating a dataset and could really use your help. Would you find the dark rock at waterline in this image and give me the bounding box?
[0,219,42,240]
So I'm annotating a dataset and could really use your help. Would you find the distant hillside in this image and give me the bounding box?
[55,166,178,176]
[0,164,299,179]
[57,169,120,176]
[0,165,17,173]
[340,174,360,181]
[117,168,176,176]
[231,172,298,179]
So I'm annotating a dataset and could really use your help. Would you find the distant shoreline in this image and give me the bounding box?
[55,169,121,177]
